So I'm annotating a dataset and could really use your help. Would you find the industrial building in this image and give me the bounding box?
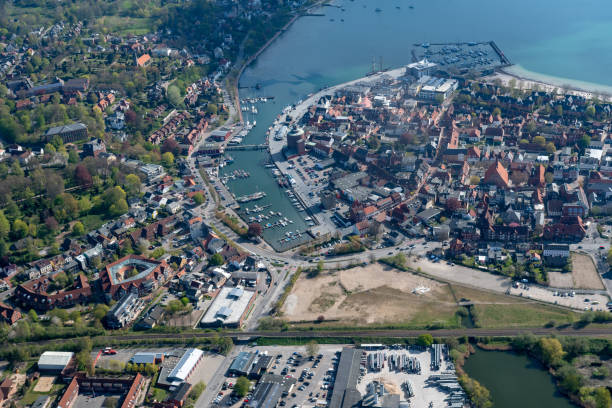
[166,348,204,385]
[329,348,364,408]
[130,352,165,365]
[246,374,296,408]
[228,352,274,379]
[200,286,256,327]
[37,351,74,372]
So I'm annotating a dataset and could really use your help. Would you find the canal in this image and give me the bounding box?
[463,350,575,408]
[219,0,612,250]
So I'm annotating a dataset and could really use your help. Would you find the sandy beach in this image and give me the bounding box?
[484,65,612,102]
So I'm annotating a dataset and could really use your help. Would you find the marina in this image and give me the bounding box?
[411,41,510,76]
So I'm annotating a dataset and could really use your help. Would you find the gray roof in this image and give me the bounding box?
[329,348,363,408]
[45,122,87,136]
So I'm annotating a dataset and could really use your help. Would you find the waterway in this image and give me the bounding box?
[463,350,575,408]
[220,0,612,249]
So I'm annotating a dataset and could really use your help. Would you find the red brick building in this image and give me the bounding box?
[14,274,92,311]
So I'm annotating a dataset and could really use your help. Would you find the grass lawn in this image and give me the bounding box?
[473,303,578,328]
[95,16,154,35]
[150,387,168,402]
[19,382,65,407]
[80,214,105,231]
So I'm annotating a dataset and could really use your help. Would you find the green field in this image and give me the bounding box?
[95,16,155,35]
[473,303,578,328]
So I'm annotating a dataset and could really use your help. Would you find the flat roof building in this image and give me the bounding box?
[200,286,256,328]
[167,348,204,384]
[246,374,296,408]
[38,351,74,372]
[131,352,164,365]
[329,348,363,408]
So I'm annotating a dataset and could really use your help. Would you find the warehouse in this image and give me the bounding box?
[130,352,165,365]
[38,351,75,372]
[167,348,204,384]
[246,374,296,408]
[329,348,364,408]
[200,286,256,327]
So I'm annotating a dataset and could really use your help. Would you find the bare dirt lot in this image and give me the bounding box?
[571,253,605,290]
[548,271,574,288]
[283,263,457,326]
[33,375,55,392]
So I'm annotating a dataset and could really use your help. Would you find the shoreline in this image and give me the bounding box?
[231,0,332,120]
[486,65,612,102]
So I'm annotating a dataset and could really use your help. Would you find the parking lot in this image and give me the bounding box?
[212,345,343,407]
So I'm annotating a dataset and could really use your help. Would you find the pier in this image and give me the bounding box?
[489,40,512,66]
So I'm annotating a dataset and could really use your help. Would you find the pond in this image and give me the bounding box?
[463,349,575,408]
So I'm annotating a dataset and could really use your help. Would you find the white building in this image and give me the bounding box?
[200,286,256,327]
[167,348,204,384]
[38,351,74,372]
[419,76,458,101]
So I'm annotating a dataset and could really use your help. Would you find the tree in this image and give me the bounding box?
[0,211,9,240]
[45,216,59,232]
[492,107,501,117]
[46,172,65,199]
[306,340,319,357]
[206,103,218,115]
[545,142,556,154]
[11,161,24,177]
[102,186,128,217]
[74,164,93,186]
[557,364,584,394]
[93,304,109,320]
[68,148,79,163]
[579,135,591,150]
[27,309,38,322]
[124,174,141,197]
[585,105,596,119]
[161,152,174,167]
[193,192,205,205]
[162,138,180,154]
[538,337,565,366]
[469,175,480,185]
[458,375,492,408]
[11,219,28,239]
[72,221,85,236]
[247,222,263,237]
[416,333,434,347]
[209,253,224,266]
[234,377,250,398]
[533,135,546,147]
[167,85,182,107]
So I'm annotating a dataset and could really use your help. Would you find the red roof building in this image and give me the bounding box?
[484,160,510,188]
[14,274,91,311]
[100,255,174,300]
[0,302,21,325]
